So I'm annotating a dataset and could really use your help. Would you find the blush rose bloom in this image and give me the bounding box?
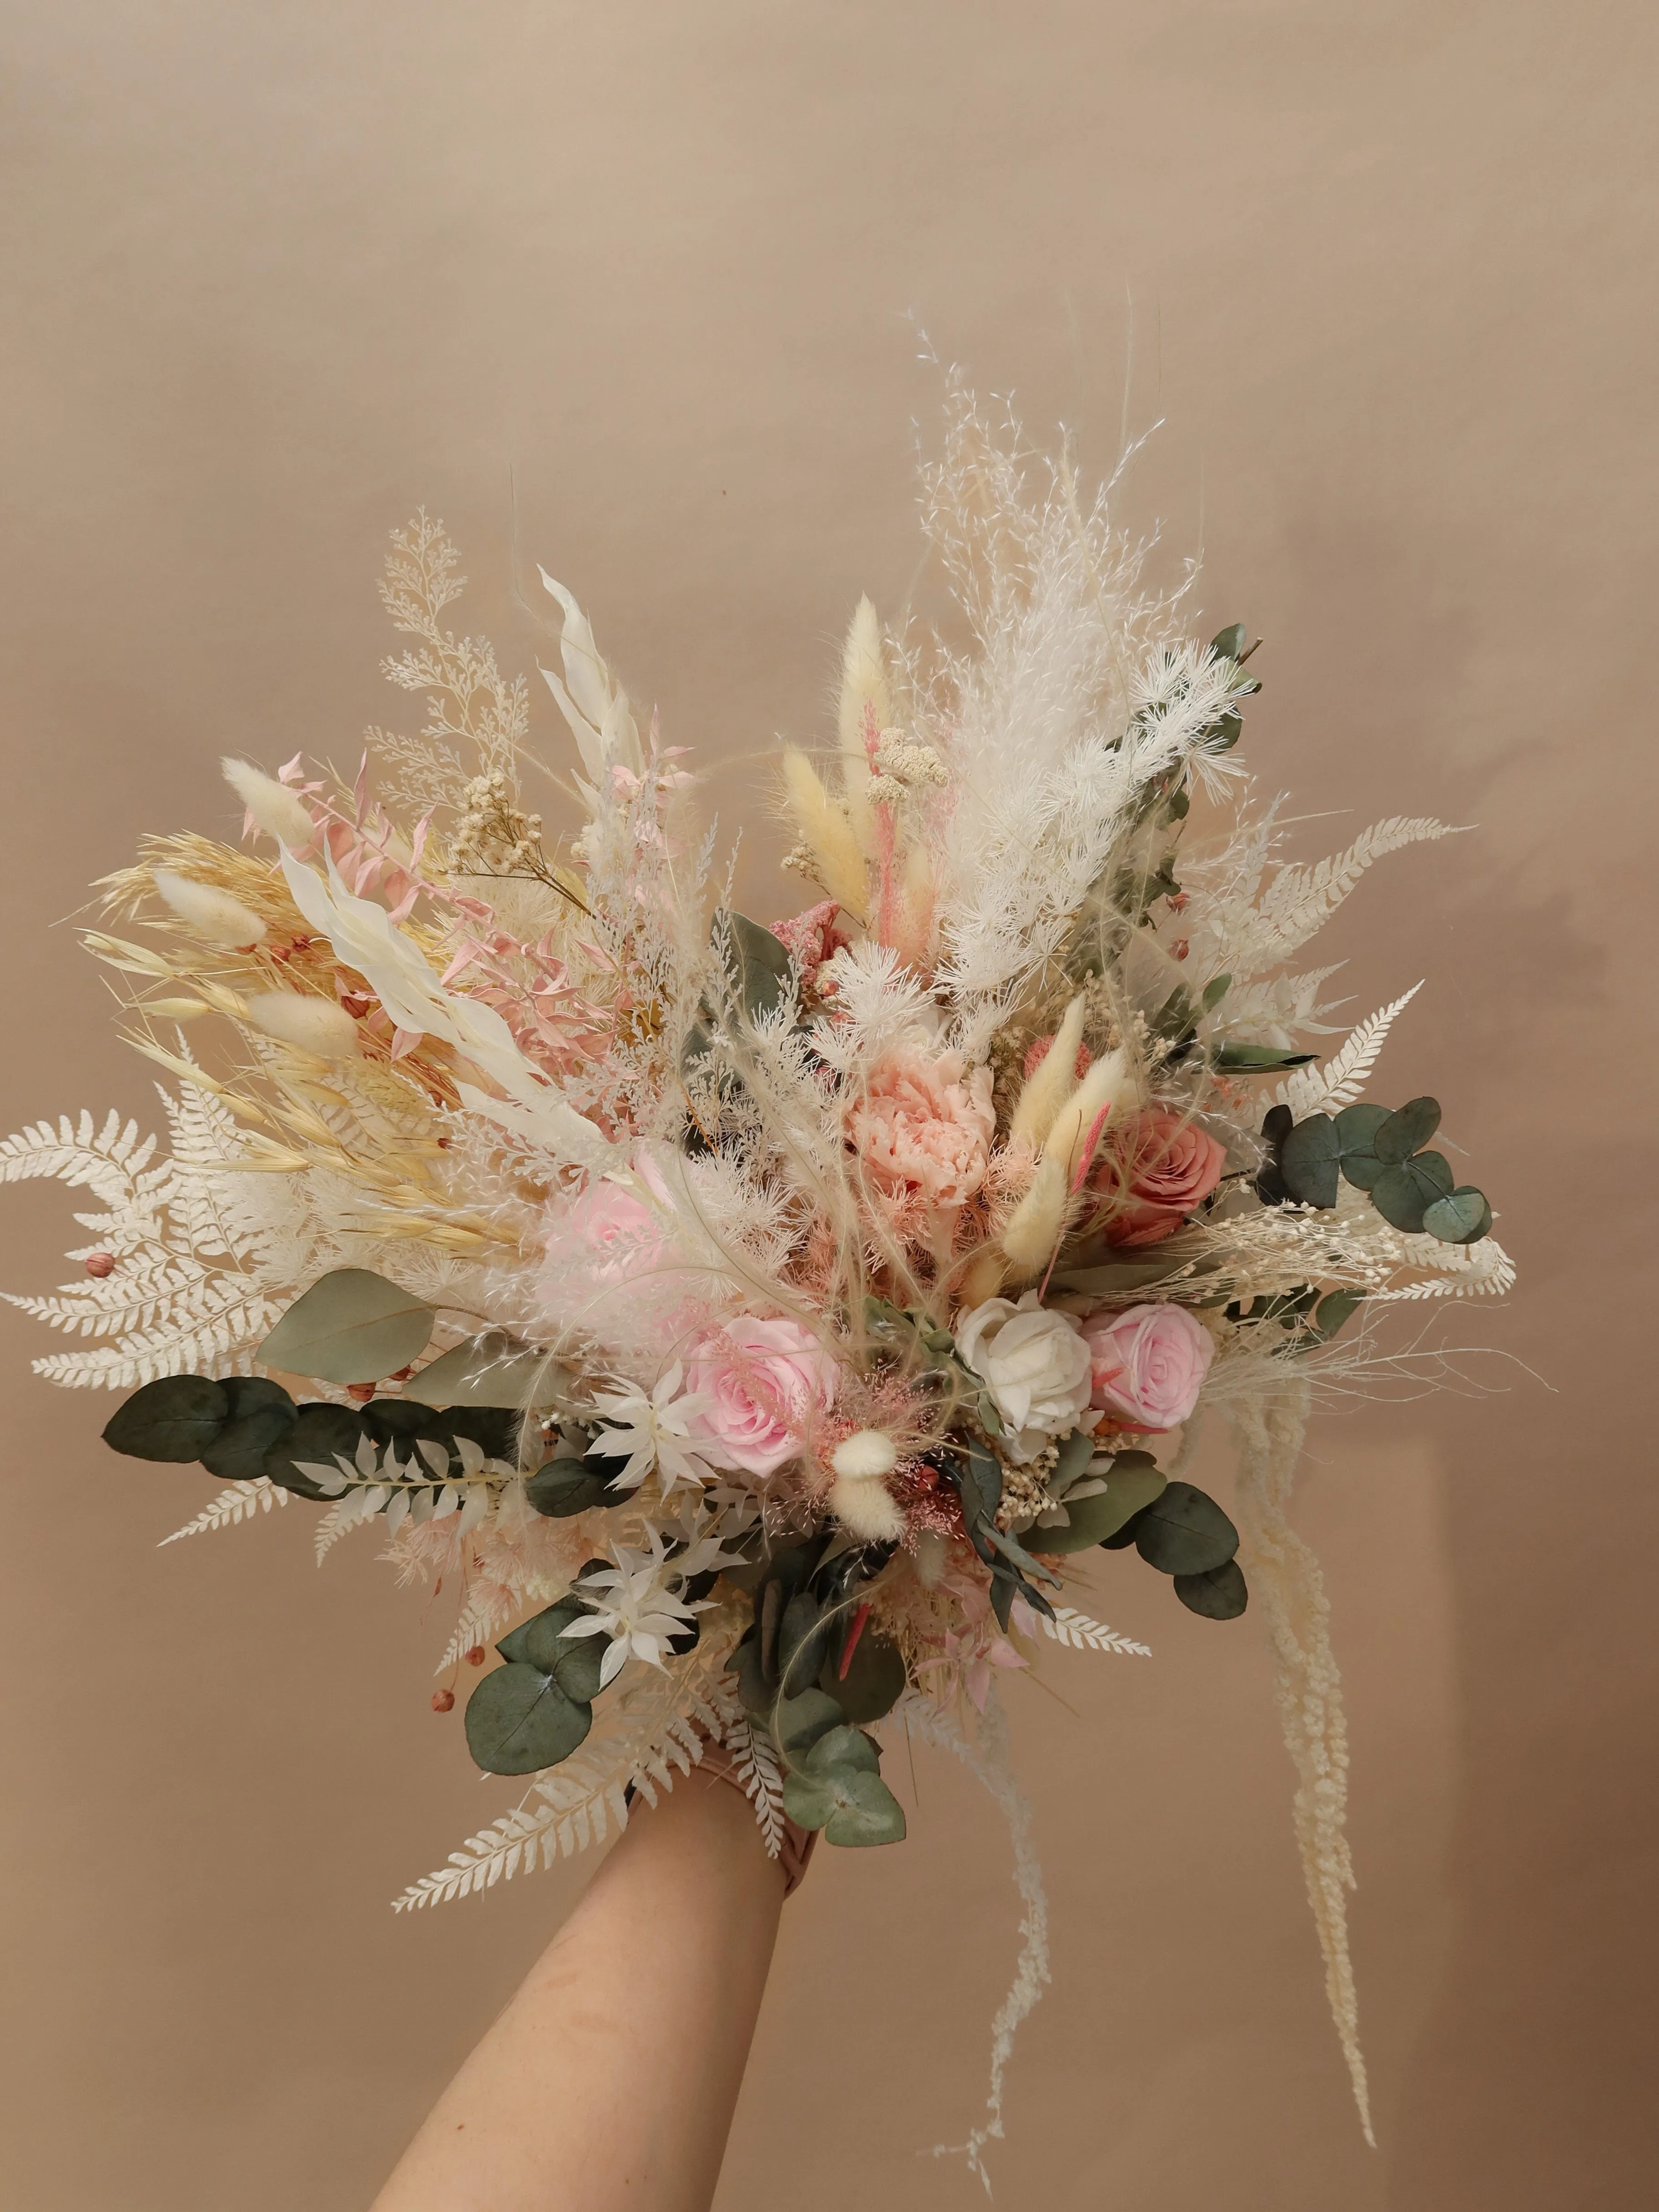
[549,1150,677,1284]
[955,1291,1095,1464]
[1093,1107,1227,1247]
[681,1315,840,1479]
[849,1049,996,1214]
[1081,1303,1215,1430]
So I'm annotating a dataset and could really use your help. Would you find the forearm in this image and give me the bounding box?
[372,1771,784,2212]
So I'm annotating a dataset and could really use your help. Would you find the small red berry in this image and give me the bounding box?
[84,1252,116,1278]
[431,1689,455,1713]
[466,1645,486,1667]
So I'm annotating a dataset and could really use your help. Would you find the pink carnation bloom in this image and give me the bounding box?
[849,1049,996,1213]
[682,1315,840,1478]
[1081,1302,1215,1430]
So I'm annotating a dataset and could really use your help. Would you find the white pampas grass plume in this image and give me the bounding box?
[222,758,315,850]
[242,992,361,1060]
[151,869,266,947]
[828,1472,906,1542]
[780,749,869,920]
[837,595,891,855]
[1008,995,1087,1151]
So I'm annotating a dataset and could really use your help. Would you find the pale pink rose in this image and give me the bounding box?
[849,1050,996,1212]
[682,1315,840,1478]
[1092,1107,1227,1247]
[1081,1303,1215,1430]
[551,1152,675,1284]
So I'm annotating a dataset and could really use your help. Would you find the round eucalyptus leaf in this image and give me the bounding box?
[525,1460,614,1518]
[1039,1460,1167,1552]
[257,1267,435,1385]
[1279,1114,1340,1208]
[464,1664,592,1775]
[1370,1150,1454,1232]
[102,1375,230,1463]
[1132,1480,1240,1577]
[201,1377,297,1480]
[497,1599,603,1700]
[729,1631,771,1714]
[263,1402,364,1499]
[775,1686,843,1754]
[1373,1096,1442,1165]
[821,1632,907,1723]
[1332,1102,1391,1189]
[824,1770,908,1847]
[777,1591,830,1695]
[1208,622,1247,661]
[1312,1290,1365,1340]
[1174,1559,1249,1619]
[1422,1185,1492,1244]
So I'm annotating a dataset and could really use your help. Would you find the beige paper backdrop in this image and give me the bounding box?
[2,5,1655,2206]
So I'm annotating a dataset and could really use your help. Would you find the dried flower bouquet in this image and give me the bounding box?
[4,386,1510,2157]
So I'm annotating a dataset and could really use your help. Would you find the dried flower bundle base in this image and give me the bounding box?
[5,389,1511,2165]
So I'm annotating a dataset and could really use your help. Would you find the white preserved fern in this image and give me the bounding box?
[718,1698,787,1857]
[0,1083,295,1389]
[1038,1606,1151,1656]
[1277,982,1424,1115]
[158,1476,290,1545]
[1227,818,1462,979]
[392,1639,737,1910]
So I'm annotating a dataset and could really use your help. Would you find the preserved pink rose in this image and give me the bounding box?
[1092,1107,1227,1246]
[1081,1303,1215,1429]
[552,1152,675,1283]
[848,1049,996,1214]
[682,1315,840,1478]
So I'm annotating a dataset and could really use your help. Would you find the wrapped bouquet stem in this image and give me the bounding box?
[3,382,1511,2163]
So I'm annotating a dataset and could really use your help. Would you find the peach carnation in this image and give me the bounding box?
[849,1049,996,1215]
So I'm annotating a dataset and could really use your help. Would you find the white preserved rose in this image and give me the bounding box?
[954,1291,1095,1463]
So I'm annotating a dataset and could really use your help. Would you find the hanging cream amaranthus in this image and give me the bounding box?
[2,388,1512,2159]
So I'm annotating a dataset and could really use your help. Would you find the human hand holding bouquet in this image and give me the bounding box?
[3,386,1511,2171]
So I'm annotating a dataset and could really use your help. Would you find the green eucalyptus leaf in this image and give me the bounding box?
[803,1724,882,1779]
[102,1375,229,1463]
[1174,1559,1249,1620]
[1201,972,1233,1011]
[1422,1185,1492,1245]
[1374,1096,1441,1164]
[1051,1248,1202,1297]
[957,1440,1003,1528]
[1049,1428,1098,1492]
[1311,1290,1366,1342]
[777,1592,830,1694]
[1036,1456,1167,1552]
[1332,1102,1392,1190]
[1370,1150,1454,1233]
[262,1402,363,1500]
[1214,1042,1316,1072]
[414,1332,562,1408]
[524,1458,619,1518]
[257,1267,435,1385]
[1208,622,1247,661]
[463,1664,592,1775]
[495,1599,606,1702]
[821,1630,907,1723]
[719,909,796,1022]
[200,1377,297,1480]
[1131,1480,1240,1576]
[729,1631,771,1714]
[1279,1114,1341,1208]
[1203,710,1243,752]
[775,1687,844,1754]
[823,1770,907,1847]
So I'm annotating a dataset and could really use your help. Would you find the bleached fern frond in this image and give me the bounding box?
[1228,819,1463,977]
[717,1695,787,1857]
[1367,1232,1515,1301]
[159,1477,290,1545]
[1038,1607,1151,1656]
[15,1280,285,1390]
[1277,984,1423,1115]
[0,1110,161,1208]
[392,1634,738,1909]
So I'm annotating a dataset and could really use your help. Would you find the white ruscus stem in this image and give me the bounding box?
[1230,1376,1375,2145]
